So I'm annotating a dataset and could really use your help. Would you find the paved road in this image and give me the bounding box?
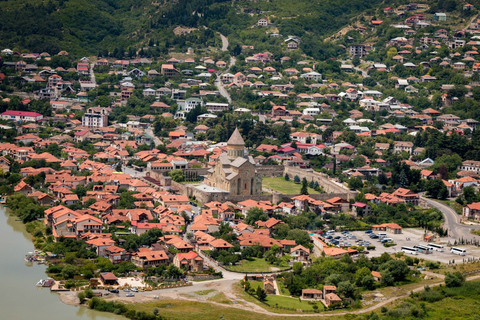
[219,33,229,51]
[463,14,479,32]
[215,78,232,103]
[422,197,480,240]
[145,128,163,147]
[90,63,97,87]
[340,59,369,78]
[215,32,234,103]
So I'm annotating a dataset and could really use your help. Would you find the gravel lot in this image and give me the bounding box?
[326,228,480,265]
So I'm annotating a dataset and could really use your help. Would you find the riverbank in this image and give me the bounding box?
[0,207,124,320]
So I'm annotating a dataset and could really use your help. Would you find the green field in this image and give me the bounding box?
[262,177,320,195]
[227,258,288,272]
[234,282,324,314]
[265,295,324,312]
[124,299,294,320]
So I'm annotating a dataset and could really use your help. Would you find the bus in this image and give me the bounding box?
[427,243,444,252]
[414,245,433,254]
[450,247,467,256]
[401,246,418,255]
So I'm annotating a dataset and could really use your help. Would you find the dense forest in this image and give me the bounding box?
[0,0,382,58]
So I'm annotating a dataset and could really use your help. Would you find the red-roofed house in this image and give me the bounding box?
[173,251,204,272]
[463,202,480,221]
[1,110,43,122]
[131,247,169,268]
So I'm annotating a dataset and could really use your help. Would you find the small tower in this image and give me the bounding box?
[227,128,245,158]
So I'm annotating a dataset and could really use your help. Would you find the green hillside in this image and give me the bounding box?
[0,0,478,58]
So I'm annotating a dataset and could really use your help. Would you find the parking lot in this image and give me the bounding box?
[320,228,480,265]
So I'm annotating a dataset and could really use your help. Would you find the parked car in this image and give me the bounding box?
[123,288,130,292]
[126,293,135,297]
[131,288,138,292]
[365,230,373,234]
[109,289,119,294]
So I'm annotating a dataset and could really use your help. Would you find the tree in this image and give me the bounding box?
[244,207,267,225]
[294,175,300,184]
[362,275,376,290]
[463,186,478,204]
[61,264,79,279]
[338,280,357,299]
[256,286,267,301]
[380,259,409,282]
[293,262,303,275]
[168,169,185,182]
[387,47,398,59]
[355,267,371,286]
[324,273,343,286]
[284,173,290,181]
[425,179,449,200]
[352,56,360,67]
[399,169,409,188]
[438,164,449,180]
[445,272,465,288]
[300,178,309,195]
[265,244,281,264]
[287,229,311,248]
[348,177,363,190]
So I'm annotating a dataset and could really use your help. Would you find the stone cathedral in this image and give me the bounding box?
[204,128,262,196]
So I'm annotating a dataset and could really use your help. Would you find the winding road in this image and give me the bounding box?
[215,33,235,104]
[422,197,480,241]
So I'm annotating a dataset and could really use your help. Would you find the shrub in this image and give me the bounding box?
[445,272,465,288]
[77,291,86,304]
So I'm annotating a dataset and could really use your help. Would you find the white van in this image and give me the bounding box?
[450,247,466,256]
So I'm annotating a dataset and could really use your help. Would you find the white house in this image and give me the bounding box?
[303,108,320,116]
[1,110,43,122]
[300,72,322,81]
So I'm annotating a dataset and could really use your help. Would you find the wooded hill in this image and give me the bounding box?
[0,0,477,58]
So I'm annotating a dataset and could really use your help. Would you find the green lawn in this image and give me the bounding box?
[277,281,291,296]
[262,177,319,195]
[124,299,295,320]
[234,282,324,314]
[265,295,324,312]
[227,258,288,272]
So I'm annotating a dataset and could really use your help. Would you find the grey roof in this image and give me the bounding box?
[226,172,238,180]
[231,157,248,168]
[227,128,245,146]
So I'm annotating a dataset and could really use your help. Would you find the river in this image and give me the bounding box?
[0,207,124,320]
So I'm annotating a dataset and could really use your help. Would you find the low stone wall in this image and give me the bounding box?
[256,165,285,177]
[284,166,357,200]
